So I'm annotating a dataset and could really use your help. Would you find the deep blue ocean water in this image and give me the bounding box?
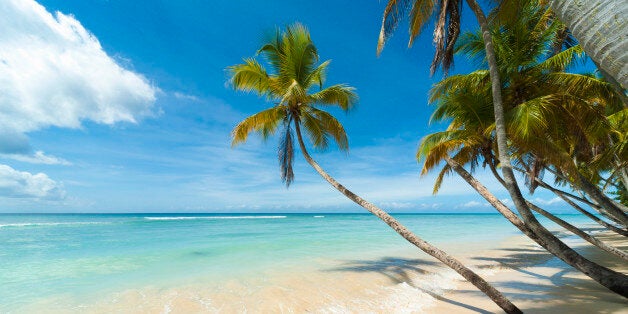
[0,213,595,310]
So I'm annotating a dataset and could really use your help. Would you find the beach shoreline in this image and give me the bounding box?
[15,224,627,313]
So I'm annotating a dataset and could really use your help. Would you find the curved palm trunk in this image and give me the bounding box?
[526,201,628,261]
[543,168,626,225]
[548,0,628,89]
[450,156,628,260]
[466,0,628,296]
[577,173,628,227]
[446,156,628,296]
[534,178,628,237]
[292,122,522,314]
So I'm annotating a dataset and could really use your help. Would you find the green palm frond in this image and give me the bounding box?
[228,23,356,186]
[305,60,330,90]
[429,70,489,103]
[303,107,349,151]
[301,110,329,150]
[227,58,272,95]
[534,45,585,72]
[507,95,556,141]
[418,130,483,174]
[310,84,357,111]
[231,106,286,146]
[548,73,620,103]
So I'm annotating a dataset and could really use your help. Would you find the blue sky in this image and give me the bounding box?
[0,0,569,213]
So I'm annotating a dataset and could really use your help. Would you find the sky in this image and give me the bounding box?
[0,0,572,213]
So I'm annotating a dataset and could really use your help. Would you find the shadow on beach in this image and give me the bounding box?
[324,231,628,313]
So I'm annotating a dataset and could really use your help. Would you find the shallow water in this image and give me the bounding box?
[0,213,595,312]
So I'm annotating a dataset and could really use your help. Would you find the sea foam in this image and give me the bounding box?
[143,216,287,221]
[0,222,108,229]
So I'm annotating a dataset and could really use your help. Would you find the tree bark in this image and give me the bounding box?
[577,173,628,227]
[446,156,628,296]
[466,0,628,297]
[548,0,628,88]
[292,122,522,314]
[526,201,628,260]
[534,178,628,236]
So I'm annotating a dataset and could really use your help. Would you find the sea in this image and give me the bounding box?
[0,213,595,312]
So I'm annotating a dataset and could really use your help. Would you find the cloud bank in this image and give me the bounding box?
[0,0,159,202]
[0,0,157,145]
[0,164,65,200]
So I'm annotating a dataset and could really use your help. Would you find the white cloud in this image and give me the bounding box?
[532,196,563,206]
[458,200,490,208]
[0,0,157,136]
[0,164,65,200]
[1,151,71,165]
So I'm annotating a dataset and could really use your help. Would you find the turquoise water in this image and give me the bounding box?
[0,213,595,310]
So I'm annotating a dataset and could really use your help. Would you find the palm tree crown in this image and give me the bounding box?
[227,23,357,186]
[378,0,463,75]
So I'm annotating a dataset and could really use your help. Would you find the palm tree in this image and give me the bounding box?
[228,23,521,313]
[499,0,628,89]
[417,3,628,295]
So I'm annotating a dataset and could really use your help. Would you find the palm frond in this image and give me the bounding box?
[533,45,585,72]
[433,163,452,194]
[278,120,295,187]
[231,106,286,146]
[305,107,349,151]
[301,110,329,151]
[377,0,413,55]
[309,84,357,111]
[408,0,437,47]
[305,60,330,90]
[227,58,271,95]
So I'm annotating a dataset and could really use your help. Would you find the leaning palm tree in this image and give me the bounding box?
[228,23,521,313]
[417,3,628,295]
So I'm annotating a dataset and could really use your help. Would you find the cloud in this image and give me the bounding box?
[532,196,563,206]
[0,0,157,136]
[1,151,71,165]
[458,200,490,208]
[0,164,65,200]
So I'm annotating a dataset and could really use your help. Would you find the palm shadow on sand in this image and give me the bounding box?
[325,235,627,314]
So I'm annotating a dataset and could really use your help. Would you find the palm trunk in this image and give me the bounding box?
[446,156,628,296]
[292,122,521,314]
[450,156,628,260]
[526,201,628,260]
[577,173,628,227]
[466,0,628,296]
[548,0,628,88]
[534,178,628,237]
[542,169,626,225]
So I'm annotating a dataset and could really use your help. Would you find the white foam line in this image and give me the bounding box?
[0,222,109,229]
[144,216,287,221]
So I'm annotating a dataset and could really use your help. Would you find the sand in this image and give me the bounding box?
[18,226,628,313]
[427,229,628,313]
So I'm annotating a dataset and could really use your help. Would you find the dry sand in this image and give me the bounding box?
[427,229,628,313]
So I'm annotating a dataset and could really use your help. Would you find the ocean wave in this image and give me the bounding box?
[313,215,325,218]
[0,222,109,229]
[143,216,287,221]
